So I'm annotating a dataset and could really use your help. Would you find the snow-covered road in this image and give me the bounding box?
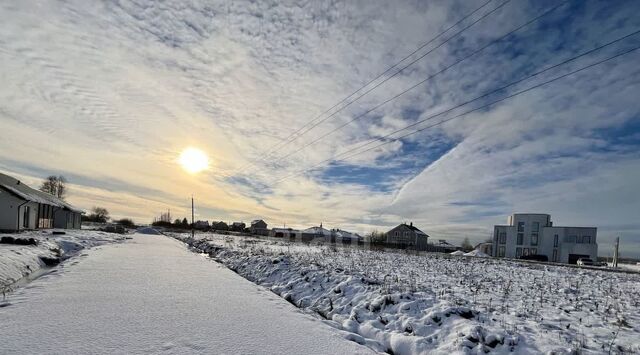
[0,234,372,354]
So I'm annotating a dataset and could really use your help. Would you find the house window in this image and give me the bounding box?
[517,233,523,245]
[583,236,591,244]
[498,246,505,257]
[23,206,30,228]
[523,248,529,256]
[552,249,558,262]
[499,232,506,244]
[532,222,539,232]
[395,231,399,237]
[531,233,538,246]
[517,222,525,232]
[554,234,559,247]
[531,248,537,255]
[516,247,522,257]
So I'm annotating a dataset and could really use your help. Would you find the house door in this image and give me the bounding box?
[23,206,30,228]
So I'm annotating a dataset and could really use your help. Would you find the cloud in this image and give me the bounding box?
[1,0,639,256]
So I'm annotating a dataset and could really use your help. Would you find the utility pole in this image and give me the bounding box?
[191,195,195,239]
[612,236,620,268]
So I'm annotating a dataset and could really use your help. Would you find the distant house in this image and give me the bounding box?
[474,242,493,255]
[432,239,459,253]
[230,222,246,232]
[493,213,598,264]
[249,219,269,236]
[194,220,210,230]
[269,228,300,239]
[211,221,229,231]
[0,172,82,232]
[332,229,363,244]
[302,224,332,242]
[386,222,429,250]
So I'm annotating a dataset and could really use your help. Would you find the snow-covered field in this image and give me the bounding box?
[173,233,640,354]
[0,229,125,296]
[618,263,640,273]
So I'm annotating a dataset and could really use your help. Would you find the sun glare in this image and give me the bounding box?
[179,147,209,174]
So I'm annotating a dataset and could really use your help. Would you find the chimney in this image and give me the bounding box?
[410,222,413,227]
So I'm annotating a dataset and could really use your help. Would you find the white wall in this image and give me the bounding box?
[0,189,21,231]
[494,214,598,263]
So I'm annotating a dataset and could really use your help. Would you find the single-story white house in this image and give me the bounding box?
[331,229,363,244]
[269,228,301,239]
[0,172,82,232]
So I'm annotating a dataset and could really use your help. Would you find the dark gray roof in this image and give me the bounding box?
[389,223,429,236]
[0,172,82,213]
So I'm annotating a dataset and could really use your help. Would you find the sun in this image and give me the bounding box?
[179,147,209,174]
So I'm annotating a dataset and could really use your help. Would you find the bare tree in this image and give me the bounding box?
[39,175,67,200]
[85,207,109,223]
[368,230,387,244]
[461,237,474,252]
[55,176,66,199]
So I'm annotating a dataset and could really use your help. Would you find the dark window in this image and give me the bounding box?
[531,233,538,246]
[499,232,507,244]
[516,247,522,257]
[554,234,559,247]
[583,236,591,244]
[531,248,537,255]
[517,233,523,245]
[532,222,539,232]
[523,248,529,256]
[517,222,525,232]
[498,246,505,257]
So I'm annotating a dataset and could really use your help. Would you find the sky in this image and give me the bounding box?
[1,0,639,257]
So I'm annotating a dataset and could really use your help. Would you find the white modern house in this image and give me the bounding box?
[0,172,82,232]
[492,213,597,264]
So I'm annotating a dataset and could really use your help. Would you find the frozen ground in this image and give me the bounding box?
[618,263,640,272]
[174,233,640,354]
[0,229,125,294]
[0,234,372,354]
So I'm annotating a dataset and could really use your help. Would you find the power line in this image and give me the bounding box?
[238,0,494,171]
[265,0,570,168]
[272,40,640,184]
[298,28,640,174]
[236,0,510,173]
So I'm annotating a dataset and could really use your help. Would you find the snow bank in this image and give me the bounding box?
[463,249,490,257]
[172,233,640,354]
[0,230,125,292]
[450,250,465,256]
